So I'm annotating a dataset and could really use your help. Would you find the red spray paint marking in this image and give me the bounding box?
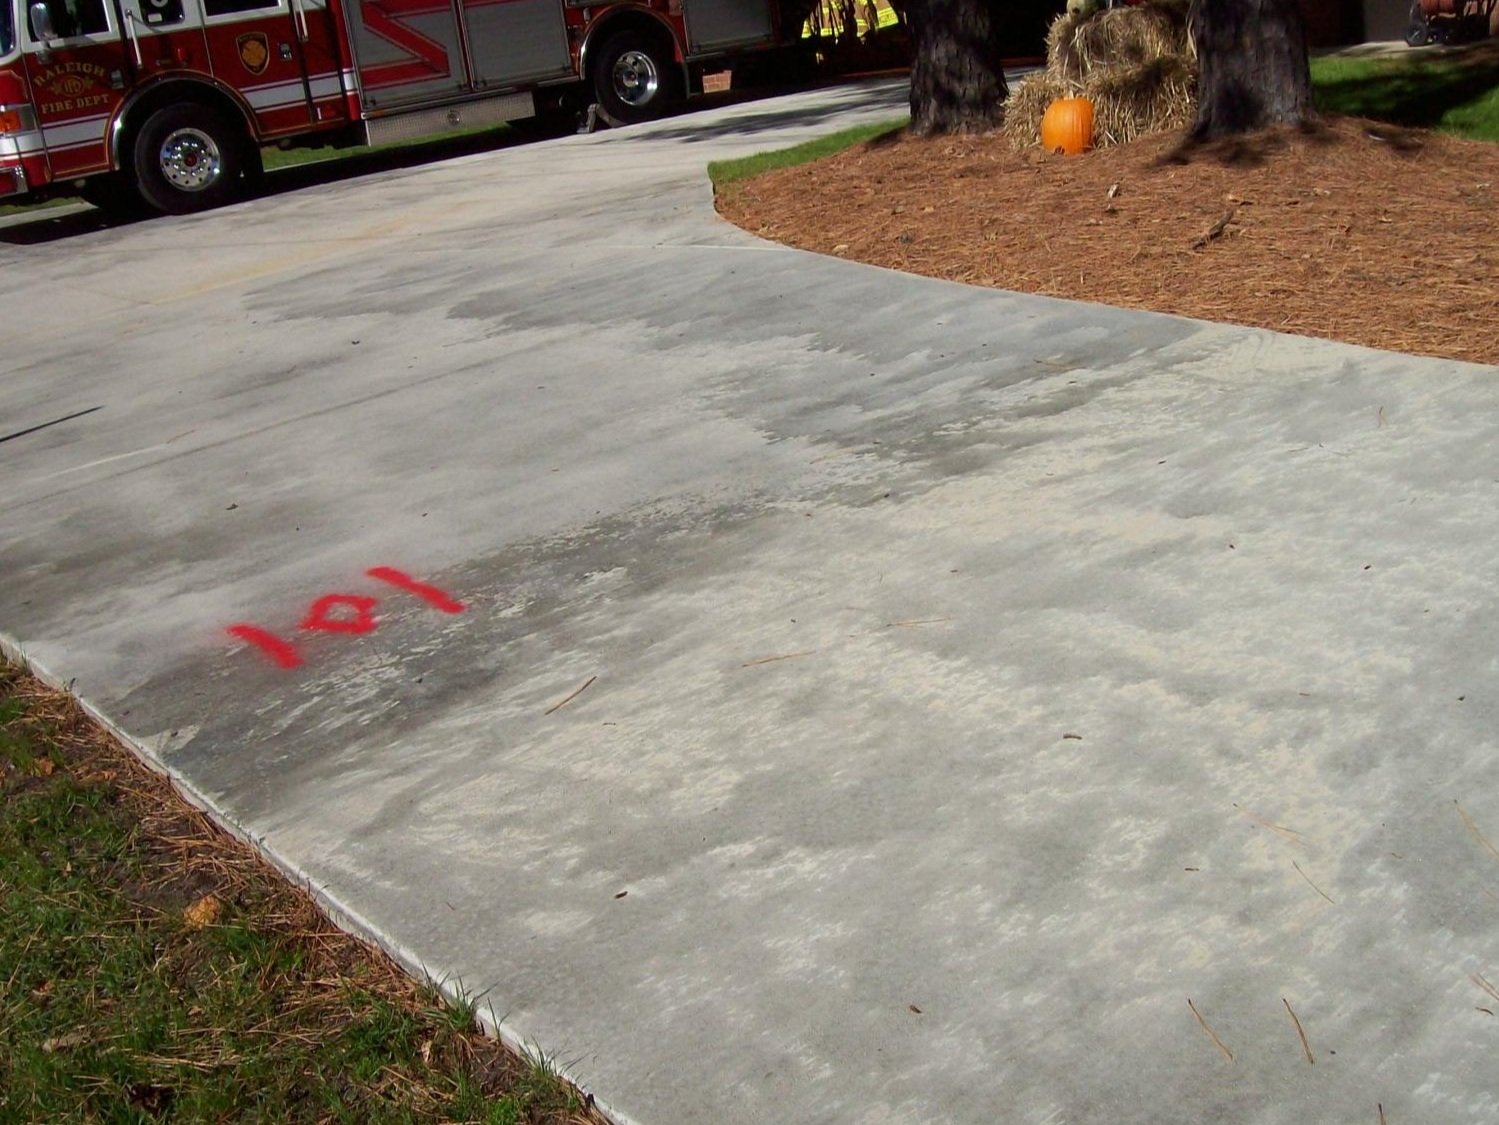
[367,567,465,614]
[226,624,304,669]
[301,594,380,635]
[228,568,464,668]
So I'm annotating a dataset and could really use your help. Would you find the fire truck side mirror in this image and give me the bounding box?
[29,0,58,41]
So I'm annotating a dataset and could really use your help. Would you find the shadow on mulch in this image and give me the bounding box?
[1161,115,1434,167]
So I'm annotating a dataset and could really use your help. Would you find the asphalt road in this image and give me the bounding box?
[6,79,1499,1125]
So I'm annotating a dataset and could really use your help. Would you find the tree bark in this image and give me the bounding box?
[907,0,1008,135]
[778,0,820,42]
[1189,0,1315,139]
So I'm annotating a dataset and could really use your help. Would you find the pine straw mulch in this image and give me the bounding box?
[0,661,609,1124]
[716,115,1499,367]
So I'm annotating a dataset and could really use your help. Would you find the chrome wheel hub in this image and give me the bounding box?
[159,128,222,192]
[612,50,660,107]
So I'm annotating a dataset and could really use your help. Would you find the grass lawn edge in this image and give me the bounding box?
[0,632,613,1124]
[708,118,908,189]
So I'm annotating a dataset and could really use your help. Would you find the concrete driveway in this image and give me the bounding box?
[5,80,1499,1125]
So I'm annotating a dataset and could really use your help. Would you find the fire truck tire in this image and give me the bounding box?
[591,30,682,126]
[131,104,254,215]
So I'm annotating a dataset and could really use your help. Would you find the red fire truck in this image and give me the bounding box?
[0,0,784,213]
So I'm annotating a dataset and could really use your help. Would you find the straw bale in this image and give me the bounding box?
[1003,74,1071,149]
[1003,0,1197,151]
[1088,56,1196,146]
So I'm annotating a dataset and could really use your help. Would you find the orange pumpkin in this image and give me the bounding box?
[1040,97,1095,156]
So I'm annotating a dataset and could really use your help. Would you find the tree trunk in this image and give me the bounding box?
[1189,0,1315,139]
[907,0,1008,135]
[778,0,820,42]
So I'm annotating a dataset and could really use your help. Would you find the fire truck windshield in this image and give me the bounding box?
[0,0,14,57]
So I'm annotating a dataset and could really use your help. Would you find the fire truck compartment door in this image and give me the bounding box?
[683,0,773,53]
[462,0,569,89]
[346,0,467,109]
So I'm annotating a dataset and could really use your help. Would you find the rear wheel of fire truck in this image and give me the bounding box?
[591,30,682,126]
[131,103,255,216]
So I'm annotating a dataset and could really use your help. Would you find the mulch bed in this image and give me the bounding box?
[716,116,1499,367]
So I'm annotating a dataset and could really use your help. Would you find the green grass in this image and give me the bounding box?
[0,196,74,219]
[1310,46,1499,142]
[260,121,515,171]
[707,118,906,187]
[0,663,598,1124]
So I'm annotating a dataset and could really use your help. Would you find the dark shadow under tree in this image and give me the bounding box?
[907,0,1009,134]
[1189,0,1316,138]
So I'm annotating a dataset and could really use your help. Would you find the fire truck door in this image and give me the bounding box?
[20,0,130,180]
[200,0,339,134]
[682,0,774,53]
[461,0,568,90]
[343,0,466,110]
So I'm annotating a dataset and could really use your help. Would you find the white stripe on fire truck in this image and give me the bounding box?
[242,73,345,112]
[239,71,341,96]
[30,76,350,152]
[39,116,110,152]
[41,137,111,157]
[1,132,45,156]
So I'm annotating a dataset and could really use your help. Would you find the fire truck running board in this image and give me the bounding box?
[362,93,536,147]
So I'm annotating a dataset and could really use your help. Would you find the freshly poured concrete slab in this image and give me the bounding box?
[5,80,1499,1125]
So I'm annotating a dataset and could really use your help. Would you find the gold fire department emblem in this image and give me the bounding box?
[237,33,270,76]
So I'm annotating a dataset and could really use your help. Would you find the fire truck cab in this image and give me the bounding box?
[0,0,780,214]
